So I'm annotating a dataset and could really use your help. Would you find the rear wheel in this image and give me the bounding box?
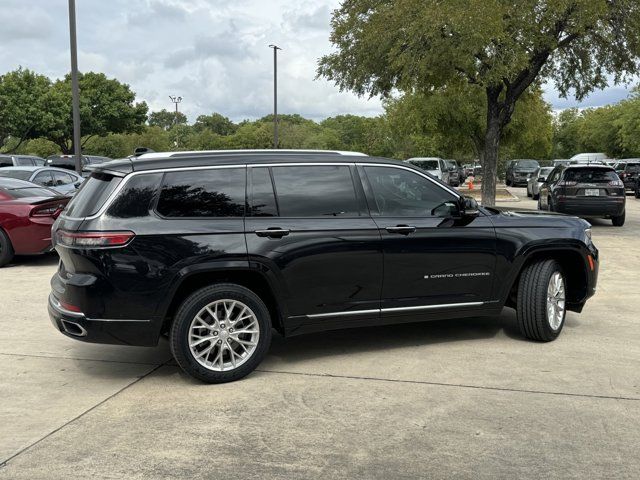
[170,283,272,383]
[516,259,566,342]
[0,229,14,268]
[526,185,532,197]
[506,178,512,187]
[612,211,625,227]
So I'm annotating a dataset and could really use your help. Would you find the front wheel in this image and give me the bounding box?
[170,283,272,383]
[517,259,566,342]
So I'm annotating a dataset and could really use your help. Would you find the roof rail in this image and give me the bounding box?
[137,149,368,159]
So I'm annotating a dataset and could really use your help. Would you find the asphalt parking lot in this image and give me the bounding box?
[1,188,639,479]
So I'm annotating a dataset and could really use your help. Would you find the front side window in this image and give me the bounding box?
[52,171,74,186]
[364,166,457,217]
[271,165,359,217]
[157,168,245,218]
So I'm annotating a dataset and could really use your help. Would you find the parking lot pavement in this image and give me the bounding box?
[1,192,639,479]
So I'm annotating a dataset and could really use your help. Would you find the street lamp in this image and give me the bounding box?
[268,44,282,149]
[169,95,182,149]
[68,0,82,174]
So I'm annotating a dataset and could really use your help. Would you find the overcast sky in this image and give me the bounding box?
[0,0,634,122]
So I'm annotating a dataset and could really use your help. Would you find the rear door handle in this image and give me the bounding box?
[254,228,290,238]
[385,225,416,235]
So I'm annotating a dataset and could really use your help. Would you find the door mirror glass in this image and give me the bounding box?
[431,201,459,217]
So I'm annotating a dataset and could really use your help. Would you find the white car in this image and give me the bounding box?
[526,166,554,200]
[406,157,450,184]
[570,153,608,164]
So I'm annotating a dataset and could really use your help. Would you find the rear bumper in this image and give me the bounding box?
[48,293,159,346]
[555,198,625,217]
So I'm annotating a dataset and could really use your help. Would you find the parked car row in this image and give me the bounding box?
[406,157,467,187]
[0,167,84,196]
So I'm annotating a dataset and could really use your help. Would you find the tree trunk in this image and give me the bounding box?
[480,90,503,207]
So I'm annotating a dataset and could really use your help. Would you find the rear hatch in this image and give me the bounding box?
[560,167,624,198]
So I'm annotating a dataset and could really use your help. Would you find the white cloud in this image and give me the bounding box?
[0,0,632,123]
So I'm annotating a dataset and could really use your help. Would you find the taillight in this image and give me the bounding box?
[56,230,135,248]
[608,179,624,186]
[557,180,577,186]
[31,203,66,217]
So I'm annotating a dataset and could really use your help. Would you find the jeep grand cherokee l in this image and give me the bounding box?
[49,150,599,383]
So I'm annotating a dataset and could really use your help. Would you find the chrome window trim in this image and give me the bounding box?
[60,161,460,221]
[306,301,484,319]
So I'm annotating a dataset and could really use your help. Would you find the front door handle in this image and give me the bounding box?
[254,228,290,238]
[385,225,416,235]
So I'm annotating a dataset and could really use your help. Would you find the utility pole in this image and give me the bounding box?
[268,45,281,149]
[169,95,182,149]
[68,0,82,174]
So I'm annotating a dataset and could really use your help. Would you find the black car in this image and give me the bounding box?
[505,159,540,187]
[445,159,464,187]
[45,155,111,175]
[49,150,598,383]
[538,164,625,226]
[613,159,640,192]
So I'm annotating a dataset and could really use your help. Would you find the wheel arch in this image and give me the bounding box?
[504,246,589,312]
[160,265,286,335]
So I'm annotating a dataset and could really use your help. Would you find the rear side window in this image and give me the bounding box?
[64,173,123,217]
[107,173,162,218]
[249,167,278,217]
[563,169,618,182]
[271,165,359,217]
[157,168,245,218]
[16,157,34,166]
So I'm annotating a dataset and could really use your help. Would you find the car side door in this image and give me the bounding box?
[360,164,497,321]
[244,163,382,334]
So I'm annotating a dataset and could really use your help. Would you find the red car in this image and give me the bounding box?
[0,178,69,267]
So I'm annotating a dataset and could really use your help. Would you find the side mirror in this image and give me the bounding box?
[461,196,480,218]
[74,181,82,188]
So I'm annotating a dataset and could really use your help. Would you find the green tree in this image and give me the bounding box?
[552,108,582,159]
[0,68,53,153]
[318,0,640,205]
[577,106,622,157]
[46,72,148,154]
[193,113,237,135]
[148,109,187,130]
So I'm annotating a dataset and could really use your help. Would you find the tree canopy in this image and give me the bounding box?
[149,109,187,130]
[319,0,640,204]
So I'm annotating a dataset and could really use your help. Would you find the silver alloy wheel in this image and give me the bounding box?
[546,271,566,330]
[188,299,260,371]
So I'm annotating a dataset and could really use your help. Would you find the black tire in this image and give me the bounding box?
[170,283,272,383]
[532,192,539,200]
[635,187,640,198]
[516,259,566,342]
[612,211,625,227]
[526,186,532,198]
[506,178,512,187]
[0,228,14,268]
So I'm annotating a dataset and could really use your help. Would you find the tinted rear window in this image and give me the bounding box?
[514,160,539,168]
[0,170,32,180]
[107,173,162,218]
[64,173,123,217]
[250,167,278,217]
[410,160,439,171]
[157,168,245,217]
[271,165,359,217]
[564,169,618,182]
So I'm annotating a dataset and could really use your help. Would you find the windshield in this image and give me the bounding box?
[410,160,439,170]
[64,172,123,217]
[564,169,618,183]
[539,167,554,176]
[514,160,539,168]
[0,170,32,180]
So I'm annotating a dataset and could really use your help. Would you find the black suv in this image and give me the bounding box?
[538,164,626,226]
[49,150,599,383]
[505,159,540,187]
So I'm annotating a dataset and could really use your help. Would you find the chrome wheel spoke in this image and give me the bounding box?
[188,298,260,372]
[546,272,566,330]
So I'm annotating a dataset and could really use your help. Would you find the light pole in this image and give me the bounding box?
[268,44,281,149]
[68,0,82,174]
[169,95,182,149]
